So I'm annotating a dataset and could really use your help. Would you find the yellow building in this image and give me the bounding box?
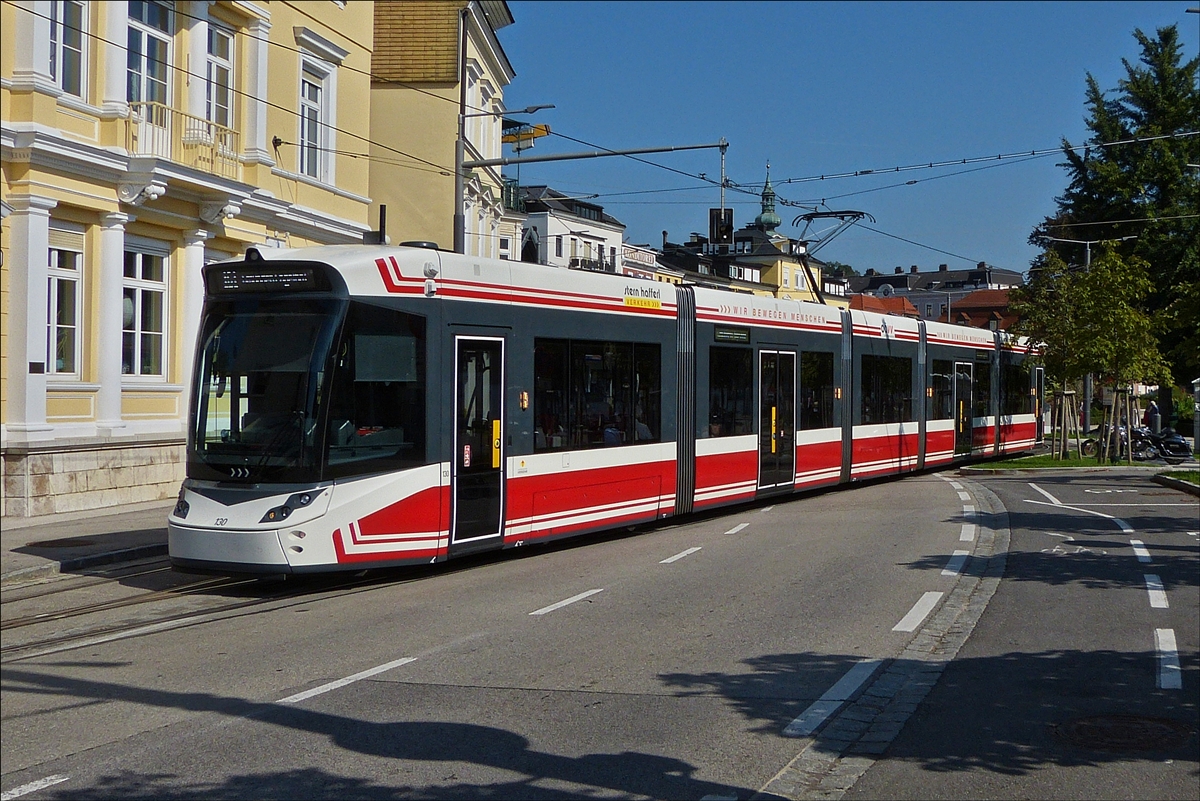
[2,0,374,517]
[369,1,516,256]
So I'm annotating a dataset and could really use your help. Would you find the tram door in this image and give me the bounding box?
[954,361,974,455]
[1033,367,1045,443]
[759,351,796,489]
[452,337,505,547]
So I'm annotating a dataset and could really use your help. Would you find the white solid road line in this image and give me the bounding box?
[1028,482,1063,505]
[1156,628,1183,690]
[959,523,977,542]
[724,522,750,535]
[1130,539,1152,563]
[1144,574,1169,609]
[1,776,70,801]
[529,588,604,616]
[893,592,944,632]
[942,550,970,577]
[782,658,885,737]
[660,546,702,564]
[277,657,417,704]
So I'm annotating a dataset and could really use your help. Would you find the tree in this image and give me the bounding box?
[1011,245,1170,389]
[823,260,859,278]
[1031,25,1200,386]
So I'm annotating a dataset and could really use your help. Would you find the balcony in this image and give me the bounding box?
[126,102,240,181]
[569,257,614,273]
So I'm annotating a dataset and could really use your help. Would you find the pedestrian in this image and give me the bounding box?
[1143,400,1161,433]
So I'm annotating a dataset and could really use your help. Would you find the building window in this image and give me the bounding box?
[555,236,563,258]
[499,237,510,260]
[50,1,86,97]
[206,25,233,127]
[925,303,933,317]
[47,247,81,375]
[123,248,167,376]
[127,0,172,108]
[299,64,325,179]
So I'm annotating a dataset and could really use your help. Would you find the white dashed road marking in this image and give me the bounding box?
[1130,540,1152,563]
[724,522,749,535]
[959,523,977,542]
[529,588,604,616]
[277,657,417,704]
[660,547,702,564]
[1156,628,1182,690]
[1,777,71,801]
[942,550,970,576]
[893,592,943,632]
[1144,574,1169,609]
[957,491,971,501]
[782,658,884,737]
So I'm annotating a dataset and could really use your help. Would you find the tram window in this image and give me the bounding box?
[973,363,992,419]
[324,302,426,478]
[534,340,568,450]
[1001,361,1031,415]
[931,359,954,420]
[708,347,753,437]
[860,354,913,424]
[799,351,836,430]
[533,338,660,451]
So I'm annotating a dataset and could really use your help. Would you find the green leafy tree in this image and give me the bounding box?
[823,260,859,278]
[1012,246,1170,389]
[1032,25,1200,385]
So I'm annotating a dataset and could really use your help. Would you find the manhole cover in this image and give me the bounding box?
[30,538,94,548]
[1053,715,1195,752]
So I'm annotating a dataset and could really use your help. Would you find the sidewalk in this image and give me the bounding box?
[1,499,174,587]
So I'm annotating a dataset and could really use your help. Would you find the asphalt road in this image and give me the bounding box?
[1,468,1196,800]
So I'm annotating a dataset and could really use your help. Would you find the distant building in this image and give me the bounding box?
[942,288,1017,330]
[520,186,625,271]
[847,262,1023,322]
[621,243,659,280]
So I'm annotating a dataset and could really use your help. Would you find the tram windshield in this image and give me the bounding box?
[189,298,342,483]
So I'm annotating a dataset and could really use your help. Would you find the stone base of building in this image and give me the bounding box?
[1,438,185,519]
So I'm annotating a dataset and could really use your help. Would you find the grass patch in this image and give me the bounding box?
[1160,469,1199,485]
[976,453,1109,469]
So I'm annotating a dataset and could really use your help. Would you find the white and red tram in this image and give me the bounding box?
[168,244,1042,573]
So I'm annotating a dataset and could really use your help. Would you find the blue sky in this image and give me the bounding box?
[497,1,1198,275]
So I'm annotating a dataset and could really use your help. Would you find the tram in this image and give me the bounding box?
[168,244,1041,573]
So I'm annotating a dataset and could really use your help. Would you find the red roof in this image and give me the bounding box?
[850,294,920,317]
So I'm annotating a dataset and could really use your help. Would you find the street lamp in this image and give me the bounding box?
[454,103,554,254]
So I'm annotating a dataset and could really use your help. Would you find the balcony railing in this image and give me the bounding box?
[126,102,240,181]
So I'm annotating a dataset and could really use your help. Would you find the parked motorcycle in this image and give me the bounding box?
[1083,424,1194,464]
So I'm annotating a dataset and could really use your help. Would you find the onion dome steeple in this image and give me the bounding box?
[755,162,781,232]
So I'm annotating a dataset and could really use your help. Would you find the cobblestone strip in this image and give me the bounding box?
[754,477,1010,801]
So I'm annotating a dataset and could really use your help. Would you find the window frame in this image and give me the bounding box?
[206,22,234,128]
[298,57,336,183]
[46,244,83,377]
[122,241,170,380]
[126,0,173,109]
[49,0,87,98]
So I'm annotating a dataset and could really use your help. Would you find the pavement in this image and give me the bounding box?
[1,499,175,587]
[1,454,1194,589]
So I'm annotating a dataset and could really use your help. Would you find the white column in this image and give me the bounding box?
[6,194,57,439]
[179,229,211,404]
[11,0,57,94]
[101,0,130,116]
[185,2,210,121]
[96,212,130,434]
[243,16,274,165]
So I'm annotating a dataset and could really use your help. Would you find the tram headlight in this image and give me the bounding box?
[259,491,318,523]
